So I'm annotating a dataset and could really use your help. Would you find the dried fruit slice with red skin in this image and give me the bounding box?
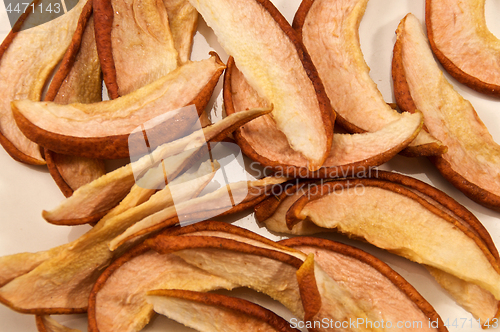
[35,315,81,332]
[147,289,301,332]
[284,171,500,321]
[190,0,334,170]
[94,0,179,98]
[41,108,270,225]
[426,0,500,97]
[292,0,444,157]
[280,237,446,332]
[393,13,500,211]
[225,58,423,178]
[164,0,198,63]
[0,0,89,165]
[88,242,237,332]
[12,54,224,159]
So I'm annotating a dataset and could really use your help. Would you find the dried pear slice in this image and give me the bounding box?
[0,0,89,165]
[41,108,270,225]
[293,0,444,157]
[94,0,179,98]
[12,55,225,159]
[36,315,81,332]
[393,13,500,211]
[225,58,423,177]
[190,0,334,170]
[0,161,215,314]
[426,0,500,97]
[88,242,237,332]
[285,171,500,321]
[164,0,198,63]
[147,289,301,332]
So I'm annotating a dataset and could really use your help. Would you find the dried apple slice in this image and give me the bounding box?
[0,0,89,164]
[393,13,500,211]
[94,0,179,98]
[225,58,423,177]
[284,171,500,321]
[12,54,225,159]
[293,0,444,157]
[164,0,198,63]
[147,289,301,332]
[35,315,81,332]
[191,0,334,170]
[426,0,500,97]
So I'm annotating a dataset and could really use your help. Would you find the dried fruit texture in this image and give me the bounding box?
[225,58,423,177]
[0,162,215,314]
[0,0,88,165]
[41,108,270,225]
[147,289,301,332]
[44,14,105,197]
[88,243,237,332]
[190,0,334,170]
[293,0,444,157]
[283,171,500,321]
[35,315,81,332]
[393,14,500,211]
[164,0,198,63]
[13,55,225,159]
[426,0,500,96]
[280,237,445,332]
[94,0,179,98]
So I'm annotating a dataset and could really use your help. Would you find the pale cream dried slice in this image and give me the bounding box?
[293,0,444,157]
[0,161,215,314]
[0,0,89,165]
[225,58,423,177]
[94,0,179,98]
[280,237,445,332]
[109,176,288,250]
[426,0,500,96]
[393,13,500,211]
[13,55,225,159]
[87,242,237,332]
[41,108,270,225]
[147,289,301,332]
[190,0,334,170]
[164,0,198,63]
[35,315,81,332]
[285,173,500,320]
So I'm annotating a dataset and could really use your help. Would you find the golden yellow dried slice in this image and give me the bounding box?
[393,13,500,211]
[191,0,334,170]
[164,0,198,63]
[0,0,89,164]
[35,315,81,332]
[426,0,500,96]
[293,0,444,157]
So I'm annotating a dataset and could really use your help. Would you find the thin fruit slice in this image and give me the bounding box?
[225,58,423,177]
[147,289,301,332]
[285,171,500,321]
[41,108,270,225]
[280,237,445,332]
[94,0,179,98]
[393,13,500,211]
[190,0,334,170]
[13,54,225,159]
[426,0,500,97]
[0,0,89,164]
[35,315,81,332]
[293,0,444,157]
[88,242,237,332]
[164,0,198,63]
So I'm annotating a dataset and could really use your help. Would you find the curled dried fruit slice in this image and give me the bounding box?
[147,289,301,332]
[0,0,89,164]
[35,315,81,332]
[393,13,500,211]
[293,0,444,157]
[426,0,500,96]
[164,0,198,63]
[225,58,423,177]
[13,55,225,159]
[284,171,500,321]
[191,0,334,170]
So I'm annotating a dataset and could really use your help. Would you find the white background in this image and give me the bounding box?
[1,0,500,331]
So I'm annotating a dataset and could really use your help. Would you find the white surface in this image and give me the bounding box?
[1,0,500,331]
